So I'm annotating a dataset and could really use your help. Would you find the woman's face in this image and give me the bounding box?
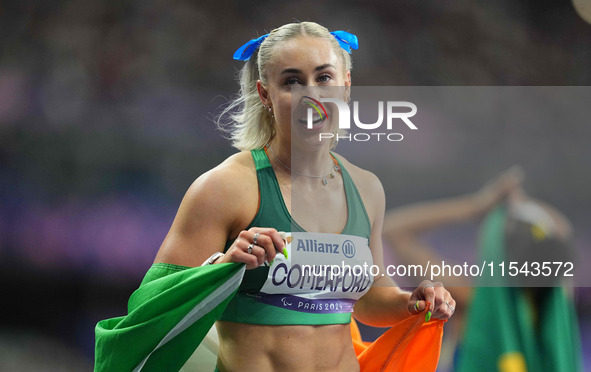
[258,36,351,150]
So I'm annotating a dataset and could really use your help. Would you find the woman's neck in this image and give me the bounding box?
[267,139,336,182]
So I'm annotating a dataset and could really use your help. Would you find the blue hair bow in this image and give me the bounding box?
[233,30,359,61]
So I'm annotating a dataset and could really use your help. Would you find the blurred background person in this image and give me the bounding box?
[383,168,583,371]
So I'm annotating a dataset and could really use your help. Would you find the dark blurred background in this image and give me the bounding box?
[1,0,590,370]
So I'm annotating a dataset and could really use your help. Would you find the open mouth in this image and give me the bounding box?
[297,113,326,126]
[295,96,329,128]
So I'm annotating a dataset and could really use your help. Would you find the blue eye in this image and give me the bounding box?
[286,77,301,85]
[318,74,332,83]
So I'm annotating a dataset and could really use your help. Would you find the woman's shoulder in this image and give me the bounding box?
[332,152,385,222]
[217,150,257,176]
[332,152,383,193]
[197,151,255,185]
[154,151,258,266]
[183,151,258,210]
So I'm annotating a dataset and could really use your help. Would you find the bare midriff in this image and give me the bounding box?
[216,321,360,372]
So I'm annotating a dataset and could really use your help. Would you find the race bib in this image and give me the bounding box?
[257,232,374,313]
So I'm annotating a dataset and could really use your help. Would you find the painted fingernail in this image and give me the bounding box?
[414,301,419,312]
[269,259,275,265]
[425,311,432,322]
[283,248,288,259]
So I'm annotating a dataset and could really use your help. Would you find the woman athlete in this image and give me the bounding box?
[153,22,456,372]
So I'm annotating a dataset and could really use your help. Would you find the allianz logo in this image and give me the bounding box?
[295,238,356,258]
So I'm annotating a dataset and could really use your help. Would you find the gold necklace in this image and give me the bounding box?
[266,144,340,185]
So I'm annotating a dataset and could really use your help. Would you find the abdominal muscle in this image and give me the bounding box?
[215,321,360,372]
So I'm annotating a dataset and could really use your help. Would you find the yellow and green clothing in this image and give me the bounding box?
[456,207,582,372]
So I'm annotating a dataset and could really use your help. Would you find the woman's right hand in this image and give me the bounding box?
[218,227,286,269]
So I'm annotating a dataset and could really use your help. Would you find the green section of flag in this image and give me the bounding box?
[456,207,582,372]
[95,262,245,372]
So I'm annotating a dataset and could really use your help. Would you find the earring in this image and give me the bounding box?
[263,103,274,118]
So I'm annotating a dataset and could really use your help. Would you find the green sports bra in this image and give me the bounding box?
[218,148,373,325]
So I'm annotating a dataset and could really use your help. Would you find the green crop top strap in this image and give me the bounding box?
[218,147,373,325]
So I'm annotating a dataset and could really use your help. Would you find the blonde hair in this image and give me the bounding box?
[217,22,353,151]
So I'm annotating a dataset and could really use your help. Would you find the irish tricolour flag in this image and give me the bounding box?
[95,262,245,371]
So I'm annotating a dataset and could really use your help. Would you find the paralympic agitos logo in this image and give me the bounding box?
[303,96,418,142]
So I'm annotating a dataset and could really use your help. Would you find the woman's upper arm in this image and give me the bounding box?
[154,162,257,267]
[365,174,396,285]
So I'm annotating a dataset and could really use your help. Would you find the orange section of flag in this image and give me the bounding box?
[351,305,445,372]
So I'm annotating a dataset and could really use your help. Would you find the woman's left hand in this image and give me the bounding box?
[408,280,456,320]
